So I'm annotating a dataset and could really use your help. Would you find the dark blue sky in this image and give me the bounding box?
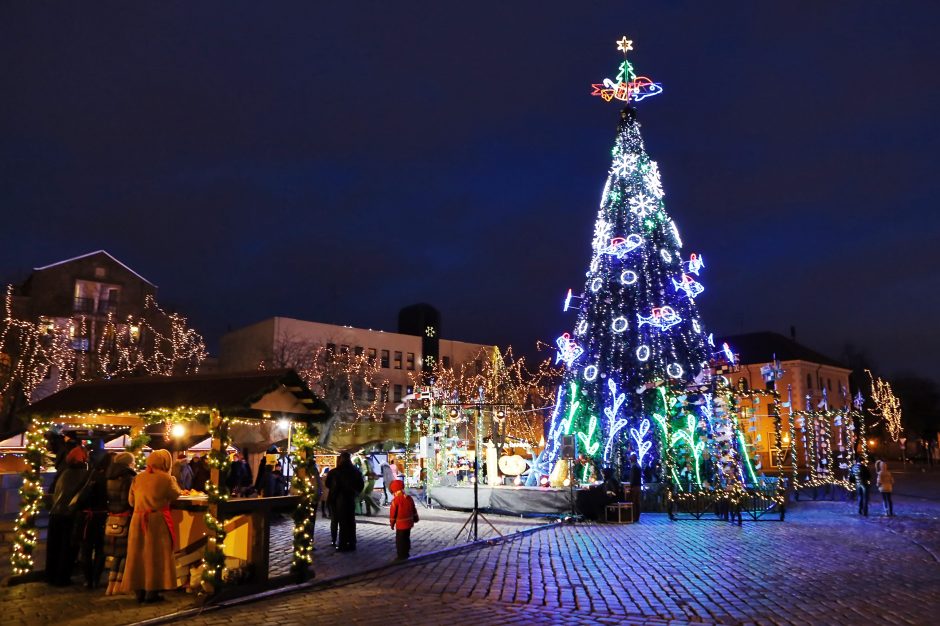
[2,3,938,381]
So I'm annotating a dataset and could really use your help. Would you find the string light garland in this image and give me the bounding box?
[9,420,48,576]
[867,369,903,443]
[290,422,320,578]
[200,410,231,594]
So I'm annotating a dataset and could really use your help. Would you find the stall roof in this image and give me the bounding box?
[18,369,331,422]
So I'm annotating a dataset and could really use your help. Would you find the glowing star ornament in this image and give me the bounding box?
[672,274,704,299]
[637,306,682,330]
[555,333,585,366]
[616,37,633,53]
[601,234,643,259]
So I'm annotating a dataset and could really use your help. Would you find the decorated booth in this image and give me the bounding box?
[8,369,329,596]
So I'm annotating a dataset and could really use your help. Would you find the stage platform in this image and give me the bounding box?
[428,485,573,515]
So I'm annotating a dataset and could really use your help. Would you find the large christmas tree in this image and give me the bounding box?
[545,38,735,489]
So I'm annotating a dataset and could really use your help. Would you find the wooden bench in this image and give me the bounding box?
[605,502,634,524]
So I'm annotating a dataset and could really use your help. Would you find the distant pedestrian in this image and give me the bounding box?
[171,453,193,491]
[629,453,642,522]
[77,452,113,589]
[46,446,89,586]
[104,452,136,595]
[325,452,364,552]
[121,449,181,603]
[360,473,379,516]
[381,463,395,505]
[852,456,871,516]
[388,479,419,560]
[190,455,210,492]
[877,460,895,516]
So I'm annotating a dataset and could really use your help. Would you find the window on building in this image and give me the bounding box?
[406,385,414,395]
[326,343,336,354]
[381,350,390,368]
[340,344,349,355]
[406,352,415,370]
[367,386,376,402]
[827,378,832,391]
[368,348,377,363]
[737,377,749,391]
[394,384,403,403]
[355,346,364,357]
[806,374,812,389]
[765,378,775,391]
[442,356,451,369]
[353,382,363,400]
[394,351,403,369]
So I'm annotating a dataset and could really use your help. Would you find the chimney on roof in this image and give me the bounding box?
[790,326,796,342]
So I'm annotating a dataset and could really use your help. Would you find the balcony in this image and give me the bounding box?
[97,300,118,314]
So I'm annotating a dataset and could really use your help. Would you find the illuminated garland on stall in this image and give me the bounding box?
[290,422,319,578]
[200,410,231,594]
[9,420,49,576]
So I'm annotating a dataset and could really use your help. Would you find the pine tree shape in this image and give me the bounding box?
[547,39,715,483]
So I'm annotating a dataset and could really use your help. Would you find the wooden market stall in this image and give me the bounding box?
[9,369,330,595]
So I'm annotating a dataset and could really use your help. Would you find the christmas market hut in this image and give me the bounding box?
[8,369,329,595]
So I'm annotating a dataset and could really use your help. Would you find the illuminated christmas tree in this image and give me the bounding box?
[545,38,729,489]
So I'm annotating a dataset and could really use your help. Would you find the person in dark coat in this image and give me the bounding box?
[104,452,136,595]
[325,452,364,551]
[226,451,252,496]
[190,455,210,492]
[77,452,113,588]
[629,453,642,522]
[853,456,872,516]
[46,446,89,586]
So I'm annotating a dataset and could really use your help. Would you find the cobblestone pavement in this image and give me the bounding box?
[176,474,940,626]
[0,506,550,626]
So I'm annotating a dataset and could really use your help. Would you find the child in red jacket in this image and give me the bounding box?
[388,479,418,560]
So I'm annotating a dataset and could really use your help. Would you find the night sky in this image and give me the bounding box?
[2,3,938,382]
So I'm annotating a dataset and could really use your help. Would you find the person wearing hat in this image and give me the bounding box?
[104,451,137,595]
[388,479,419,561]
[121,449,181,602]
[46,445,89,585]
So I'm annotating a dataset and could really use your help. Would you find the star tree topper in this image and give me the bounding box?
[591,36,663,104]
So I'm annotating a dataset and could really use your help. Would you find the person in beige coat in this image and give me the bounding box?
[877,460,895,517]
[121,449,181,602]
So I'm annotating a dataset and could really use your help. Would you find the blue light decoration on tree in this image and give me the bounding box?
[543,37,745,499]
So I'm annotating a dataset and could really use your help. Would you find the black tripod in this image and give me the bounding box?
[455,450,503,542]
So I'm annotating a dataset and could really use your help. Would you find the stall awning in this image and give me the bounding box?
[17,369,331,424]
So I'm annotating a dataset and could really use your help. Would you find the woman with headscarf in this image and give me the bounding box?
[77,452,113,588]
[46,445,89,586]
[104,451,136,595]
[121,449,181,602]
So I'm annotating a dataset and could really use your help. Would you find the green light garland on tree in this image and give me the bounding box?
[200,410,231,594]
[9,420,48,576]
[290,422,320,579]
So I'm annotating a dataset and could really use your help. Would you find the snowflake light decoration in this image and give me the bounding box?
[611,153,638,178]
[629,192,656,217]
[592,218,612,251]
[644,161,664,198]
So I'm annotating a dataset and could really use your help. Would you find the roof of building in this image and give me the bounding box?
[719,331,848,370]
[32,250,156,287]
[18,369,330,422]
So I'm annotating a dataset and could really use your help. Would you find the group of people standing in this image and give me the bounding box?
[852,456,896,517]
[45,446,182,603]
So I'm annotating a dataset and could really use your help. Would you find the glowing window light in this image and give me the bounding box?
[611,316,628,333]
[590,278,603,292]
[667,363,684,378]
[583,365,598,381]
[636,345,650,361]
[621,270,638,285]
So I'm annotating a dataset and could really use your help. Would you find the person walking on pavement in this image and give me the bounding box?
[46,445,89,586]
[325,451,364,552]
[877,460,895,516]
[853,456,872,516]
[388,479,419,560]
[121,449,181,603]
[104,451,136,595]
